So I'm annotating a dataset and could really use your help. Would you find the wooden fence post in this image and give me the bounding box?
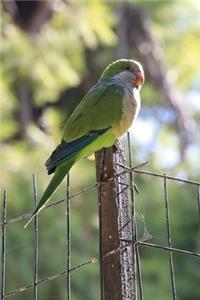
[95,146,136,300]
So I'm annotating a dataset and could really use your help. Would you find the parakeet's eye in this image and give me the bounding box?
[126,66,130,70]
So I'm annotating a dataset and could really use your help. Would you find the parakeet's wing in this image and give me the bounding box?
[46,81,124,174]
[63,81,124,141]
[45,127,110,174]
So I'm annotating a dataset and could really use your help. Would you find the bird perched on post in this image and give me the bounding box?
[25,58,144,227]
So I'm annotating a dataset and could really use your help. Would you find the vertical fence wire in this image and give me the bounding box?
[136,247,144,300]
[96,149,106,300]
[33,174,39,300]
[66,173,71,300]
[197,185,200,231]
[127,132,144,300]
[163,175,177,300]
[1,190,7,300]
[127,133,136,293]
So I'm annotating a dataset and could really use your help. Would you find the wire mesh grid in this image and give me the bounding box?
[1,134,200,300]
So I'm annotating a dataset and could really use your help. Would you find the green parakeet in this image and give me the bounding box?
[25,58,144,227]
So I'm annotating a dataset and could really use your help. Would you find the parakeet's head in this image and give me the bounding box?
[100,59,144,90]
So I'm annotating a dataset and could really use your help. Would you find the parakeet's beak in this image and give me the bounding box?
[133,72,144,88]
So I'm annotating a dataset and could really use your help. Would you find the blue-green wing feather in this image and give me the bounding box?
[46,127,110,174]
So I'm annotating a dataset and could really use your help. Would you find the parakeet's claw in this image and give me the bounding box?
[113,140,124,153]
[86,152,95,161]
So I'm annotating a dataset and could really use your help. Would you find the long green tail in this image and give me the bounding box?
[24,159,74,228]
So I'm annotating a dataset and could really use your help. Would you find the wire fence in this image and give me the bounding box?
[1,136,200,300]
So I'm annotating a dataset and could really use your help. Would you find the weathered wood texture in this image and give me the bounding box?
[95,146,135,300]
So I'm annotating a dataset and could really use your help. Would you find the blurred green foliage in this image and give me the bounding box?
[1,0,200,299]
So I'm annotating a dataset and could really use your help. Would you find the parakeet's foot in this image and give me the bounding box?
[113,140,124,153]
[86,151,95,161]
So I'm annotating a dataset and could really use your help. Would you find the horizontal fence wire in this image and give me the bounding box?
[1,163,200,298]
[4,259,98,298]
